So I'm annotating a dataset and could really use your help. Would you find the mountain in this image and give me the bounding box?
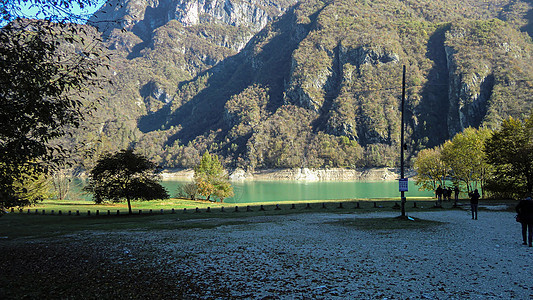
[68,0,533,171]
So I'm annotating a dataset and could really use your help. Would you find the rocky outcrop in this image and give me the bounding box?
[284,44,399,113]
[445,45,494,137]
[91,0,296,41]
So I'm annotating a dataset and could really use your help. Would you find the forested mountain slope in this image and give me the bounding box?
[64,0,533,171]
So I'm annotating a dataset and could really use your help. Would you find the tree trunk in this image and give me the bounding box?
[127,197,132,215]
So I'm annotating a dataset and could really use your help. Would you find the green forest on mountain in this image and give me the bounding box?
[19,0,533,173]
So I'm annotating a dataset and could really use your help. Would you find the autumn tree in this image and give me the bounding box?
[413,146,448,194]
[484,115,533,198]
[414,127,491,196]
[441,127,492,195]
[84,149,169,214]
[194,151,233,202]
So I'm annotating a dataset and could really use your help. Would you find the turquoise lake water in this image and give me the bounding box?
[71,180,433,203]
[162,180,434,203]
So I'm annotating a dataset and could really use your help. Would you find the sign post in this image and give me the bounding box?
[400,65,407,217]
[399,178,408,192]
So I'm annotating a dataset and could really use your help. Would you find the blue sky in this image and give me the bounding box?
[15,0,107,23]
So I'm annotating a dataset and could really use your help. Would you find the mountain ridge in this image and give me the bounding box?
[64,0,533,171]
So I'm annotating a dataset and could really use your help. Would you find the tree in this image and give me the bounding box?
[441,127,492,196]
[194,151,234,202]
[51,169,72,200]
[0,1,105,210]
[413,146,448,194]
[485,115,533,198]
[84,149,169,214]
[182,183,198,200]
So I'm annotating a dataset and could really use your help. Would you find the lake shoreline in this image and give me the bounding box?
[160,167,416,182]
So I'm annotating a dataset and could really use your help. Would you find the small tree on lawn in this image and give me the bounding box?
[84,149,169,214]
[194,151,233,202]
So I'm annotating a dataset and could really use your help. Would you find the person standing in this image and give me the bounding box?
[454,186,460,206]
[436,185,443,206]
[515,197,533,247]
[468,189,480,220]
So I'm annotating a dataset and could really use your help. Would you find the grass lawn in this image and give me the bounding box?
[0,197,517,240]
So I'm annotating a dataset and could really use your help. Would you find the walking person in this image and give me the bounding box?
[515,196,533,247]
[468,189,480,220]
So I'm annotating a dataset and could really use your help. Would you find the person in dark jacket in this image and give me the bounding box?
[453,186,460,207]
[468,189,480,220]
[515,196,533,247]
[436,185,443,206]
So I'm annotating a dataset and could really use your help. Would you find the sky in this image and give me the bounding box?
[13,0,107,24]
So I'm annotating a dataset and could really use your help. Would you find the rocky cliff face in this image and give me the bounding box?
[72,0,533,171]
[445,44,494,137]
[443,19,532,136]
[91,0,295,43]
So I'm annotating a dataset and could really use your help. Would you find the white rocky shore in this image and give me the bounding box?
[160,167,413,181]
[101,210,531,299]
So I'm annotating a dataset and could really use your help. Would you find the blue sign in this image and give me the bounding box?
[399,178,408,192]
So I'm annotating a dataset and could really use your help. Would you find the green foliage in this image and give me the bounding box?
[28,0,533,172]
[84,149,169,214]
[414,127,491,195]
[484,115,533,198]
[0,163,53,210]
[413,146,447,192]
[441,127,493,194]
[0,19,104,209]
[194,151,233,202]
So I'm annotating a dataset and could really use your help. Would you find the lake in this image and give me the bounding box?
[163,180,434,203]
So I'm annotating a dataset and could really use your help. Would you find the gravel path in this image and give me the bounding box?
[3,210,533,299]
[104,210,533,299]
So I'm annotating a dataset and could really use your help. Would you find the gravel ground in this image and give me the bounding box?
[2,210,533,299]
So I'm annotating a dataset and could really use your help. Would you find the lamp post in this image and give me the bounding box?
[400,65,407,218]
